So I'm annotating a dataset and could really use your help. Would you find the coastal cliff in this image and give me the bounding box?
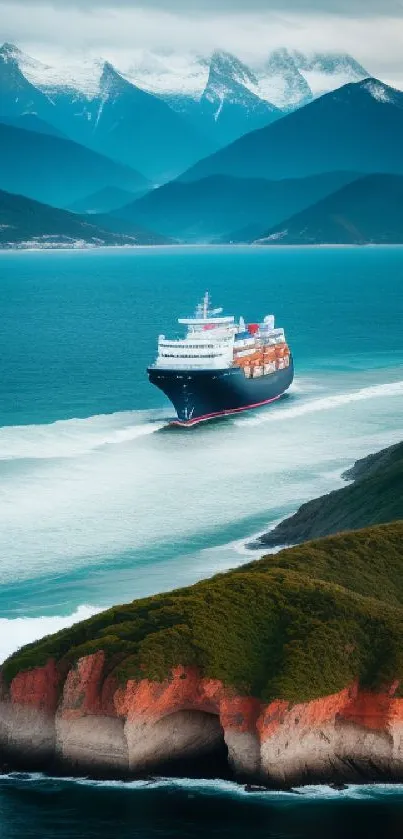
[1,521,403,786]
[256,440,403,548]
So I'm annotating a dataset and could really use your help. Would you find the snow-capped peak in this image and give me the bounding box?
[292,51,368,98]
[209,50,259,89]
[10,46,105,98]
[122,51,209,98]
[0,42,48,74]
[294,51,368,78]
[252,48,312,108]
[100,61,124,90]
[4,42,393,115]
[0,42,23,61]
[360,78,402,106]
[202,49,279,118]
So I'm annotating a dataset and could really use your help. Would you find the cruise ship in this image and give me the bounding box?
[147,293,294,426]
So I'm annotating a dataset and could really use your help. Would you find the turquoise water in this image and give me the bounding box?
[1,246,403,427]
[0,246,403,836]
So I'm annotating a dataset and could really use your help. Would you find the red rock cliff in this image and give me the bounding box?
[2,653,403,784]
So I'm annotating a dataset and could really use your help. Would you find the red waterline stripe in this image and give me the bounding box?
[170,394,281,427]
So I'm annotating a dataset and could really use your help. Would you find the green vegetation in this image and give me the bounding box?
[3,522,403,705]
[259,441,403,547]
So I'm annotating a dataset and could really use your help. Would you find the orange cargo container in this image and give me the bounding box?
[264,347,276,361]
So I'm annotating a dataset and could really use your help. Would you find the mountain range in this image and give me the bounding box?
[181,79,403,183]
[0,44,213,183]
[162,51,282,147]
[114,172,359,243]
[1,39,403,248]
[0,42,370,177]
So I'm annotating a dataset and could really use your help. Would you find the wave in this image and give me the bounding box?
[0,605,100,664]
[2,380,402,462]
[0,410,167,461]
[236,379,403,427]
[2,771,403,802]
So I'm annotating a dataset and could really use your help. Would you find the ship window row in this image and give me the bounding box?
[160,344,215,349]
[160,353,220,359]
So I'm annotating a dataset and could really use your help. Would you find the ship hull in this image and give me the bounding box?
[148,359,294,426]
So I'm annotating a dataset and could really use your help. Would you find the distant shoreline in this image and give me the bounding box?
[2,242,403,254]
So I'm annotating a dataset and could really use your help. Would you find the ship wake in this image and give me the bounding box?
[235,379,403,427]
[0,410,168,461]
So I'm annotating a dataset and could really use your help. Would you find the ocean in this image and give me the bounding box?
[0,245,403,837]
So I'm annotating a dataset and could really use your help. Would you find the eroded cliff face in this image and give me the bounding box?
[1,652,403,784]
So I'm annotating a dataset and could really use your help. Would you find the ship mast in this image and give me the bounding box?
[203,291,209,319]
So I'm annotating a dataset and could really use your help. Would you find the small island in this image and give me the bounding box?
[1,442,402,787]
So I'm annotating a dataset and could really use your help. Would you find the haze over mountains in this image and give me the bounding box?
[117,172,359,243]
[259,174,403,246]
[0,40,402,247]
[0,121,149,208]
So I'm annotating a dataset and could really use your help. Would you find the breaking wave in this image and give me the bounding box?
[1,772,403,803]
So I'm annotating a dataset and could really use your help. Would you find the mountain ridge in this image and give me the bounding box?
[257,173,403,245]
[0,44,215,182]
[10,42,370,106]
[87,62,214,181]
[185,49,281,145]
[0,41,376,159]
[0,188,167,248]
[116,171,361,243]
[0,120,150,208]
[180,78,403,184]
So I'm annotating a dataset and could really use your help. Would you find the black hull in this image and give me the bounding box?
[148,359,294,426]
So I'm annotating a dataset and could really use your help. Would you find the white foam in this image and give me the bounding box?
[0,373,401,593]
[0,605,100,664]
[0,410,166,461]
[2,771,403,801]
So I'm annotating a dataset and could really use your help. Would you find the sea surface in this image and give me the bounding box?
[0,245,403,837]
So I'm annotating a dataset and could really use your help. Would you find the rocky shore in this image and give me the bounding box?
[253,440,403,549]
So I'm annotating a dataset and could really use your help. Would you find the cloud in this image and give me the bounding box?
[5,0,403,12]
[1,0,403,88]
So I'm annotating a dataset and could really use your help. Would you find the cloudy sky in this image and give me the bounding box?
[2,0,403,85]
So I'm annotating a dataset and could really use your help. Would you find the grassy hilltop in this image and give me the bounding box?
[3,521,403,705]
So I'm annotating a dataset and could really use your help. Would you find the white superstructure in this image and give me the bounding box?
[152,292,290,375]
[154,293,236,371]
